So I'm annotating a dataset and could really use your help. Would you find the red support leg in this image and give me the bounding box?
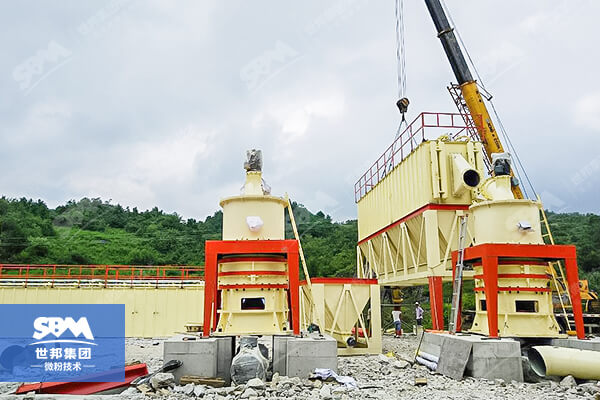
[564,257,585,339]
[202,248,218,337]
[481,256,499,338]
[202,239,300,337]
[287,250,300,335]
[428,276,444,330]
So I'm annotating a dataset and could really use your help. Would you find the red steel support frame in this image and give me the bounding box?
[202,240,300,338]
[428,276,444,330]
[451,243,585,339]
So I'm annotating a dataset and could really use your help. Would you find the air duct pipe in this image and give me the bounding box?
[529,346,600,380]
[479,175,514,201]
[451,153,481,196]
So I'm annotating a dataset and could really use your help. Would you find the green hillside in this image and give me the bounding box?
[0,197,356,279]
[0,197,598,292]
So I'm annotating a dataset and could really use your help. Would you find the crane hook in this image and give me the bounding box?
[396,97,410,115]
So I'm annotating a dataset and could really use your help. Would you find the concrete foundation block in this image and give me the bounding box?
[466,337,523,382]
[163,335,235,384]
[419,332,443,357]
[471,339,521,359]
[437,335,473,380]
[466,356,523,381]
[420,333,524,382]
[273,335,337,378]
[551,337,600,352]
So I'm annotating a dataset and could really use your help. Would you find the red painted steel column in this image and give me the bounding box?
[481,256,499,338]
[428,276,444,330]
[564,257,586,339]
[202,245,218,338]
[287,248,300,335]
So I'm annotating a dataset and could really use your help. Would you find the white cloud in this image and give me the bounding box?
[10,101,73,145]
[254,92,346,142]
[60,124,218,216]
[574,93,600,131]
[128,125,214,182]
[2,1,600,219]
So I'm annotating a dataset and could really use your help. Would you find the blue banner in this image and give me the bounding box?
[0,304,125,382]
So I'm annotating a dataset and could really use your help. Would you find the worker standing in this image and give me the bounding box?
[392,306,402,338]
[415,302,424,327]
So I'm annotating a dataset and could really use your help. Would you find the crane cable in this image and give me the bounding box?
[395,0,406,99]
[440,0,537,199]
[395,0,409,139]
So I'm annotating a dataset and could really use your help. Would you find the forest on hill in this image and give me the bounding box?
[0,197,357,279]
[0,196,599,291]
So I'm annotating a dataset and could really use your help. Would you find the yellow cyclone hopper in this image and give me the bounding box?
[300,278,381,355]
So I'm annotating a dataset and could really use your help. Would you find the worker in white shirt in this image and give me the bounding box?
[415,302,424,326]
[392,306,402,338]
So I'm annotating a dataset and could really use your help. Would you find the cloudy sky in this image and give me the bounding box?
[1,0,599,221]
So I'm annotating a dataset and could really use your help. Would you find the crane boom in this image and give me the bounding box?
[423,0,524,199]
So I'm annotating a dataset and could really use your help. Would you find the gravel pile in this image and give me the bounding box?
[116,366,600,399]
[0,336,598,399]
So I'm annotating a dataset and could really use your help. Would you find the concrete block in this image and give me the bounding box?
[437,336,472,380]
[423,332,445,345]
[471,339,521,359]
[466,357,523,382]
[420,332,443,358]
[551,338,600,352]
[468,338,523,382]
[421,333,523,382]
[163,335,234,384]
[272,335,289,376]
[273,335,337,378]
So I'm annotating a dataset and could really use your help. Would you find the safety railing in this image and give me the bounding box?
[354,112,482,202]
[0,264,205,288]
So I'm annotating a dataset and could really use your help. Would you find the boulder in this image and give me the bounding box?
[150,372,175,390]
[560,375,576,388]
[246,377,266,390]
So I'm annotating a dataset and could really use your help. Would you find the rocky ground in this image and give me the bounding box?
[0,335,598,399]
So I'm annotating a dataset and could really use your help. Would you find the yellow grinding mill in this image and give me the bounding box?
[468,174,561,337]
[203,150,301,337]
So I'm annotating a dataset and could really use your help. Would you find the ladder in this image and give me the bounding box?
[539,202,573,331]
[449,215,468,333]
[447,84,492,174]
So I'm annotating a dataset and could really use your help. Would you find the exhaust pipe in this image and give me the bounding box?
[529,346,600,380]
[451,154,481,196]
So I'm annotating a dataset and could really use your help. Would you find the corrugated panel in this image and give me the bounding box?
[0,287,204,337]
[357,140,483,241]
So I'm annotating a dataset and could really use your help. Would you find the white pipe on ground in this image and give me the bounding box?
[529,346,600,380]
[415,356,437,371]
[417,351,440,364]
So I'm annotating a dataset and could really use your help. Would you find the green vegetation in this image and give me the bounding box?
[0,197,598,292]
[0,197,356,277]
[546,211,600,291]
[3,196,600,329]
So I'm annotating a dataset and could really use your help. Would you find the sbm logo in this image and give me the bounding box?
[32,317,95,345]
